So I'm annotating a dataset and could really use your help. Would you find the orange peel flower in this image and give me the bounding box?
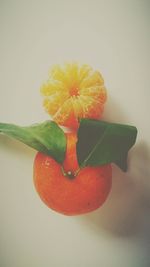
[41,63,107,128]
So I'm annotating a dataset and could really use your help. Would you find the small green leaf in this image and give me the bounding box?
[77,119,137,171]
[0,120,66,163]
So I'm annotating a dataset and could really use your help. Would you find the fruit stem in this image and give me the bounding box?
[61,166,76,179]
[66,171,75,179]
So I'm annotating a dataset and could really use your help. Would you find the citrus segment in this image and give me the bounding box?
[41,63,107,128]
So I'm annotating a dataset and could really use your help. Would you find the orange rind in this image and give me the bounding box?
[34,132,112,215]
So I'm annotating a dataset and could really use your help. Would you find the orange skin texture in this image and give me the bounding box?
[33,132,112,215]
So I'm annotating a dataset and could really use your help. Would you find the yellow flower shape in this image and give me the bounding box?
[41,63,107,128]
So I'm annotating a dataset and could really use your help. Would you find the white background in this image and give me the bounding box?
[0,1,150,267]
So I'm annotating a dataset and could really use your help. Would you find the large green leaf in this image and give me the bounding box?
[0,120,66,163]
[77,119,137,171]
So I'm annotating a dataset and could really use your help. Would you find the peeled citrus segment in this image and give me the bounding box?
[80,85,106,102]
[79,71,104,88]
[43,92,69,116]
[53,98,78,128]
[41,81,62,95]
[78,64,92,83]
[78,95,104,118]
[41,63,107,128]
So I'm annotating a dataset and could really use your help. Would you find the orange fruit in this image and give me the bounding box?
[41,63,107,129]
[33,132,112,215]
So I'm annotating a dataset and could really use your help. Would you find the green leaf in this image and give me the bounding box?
[0,120,66,163]
[77,119,137,171]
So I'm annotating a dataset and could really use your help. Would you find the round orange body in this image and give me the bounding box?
[33,133,112,215]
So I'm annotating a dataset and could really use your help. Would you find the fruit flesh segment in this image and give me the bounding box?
[41,63,107,128]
